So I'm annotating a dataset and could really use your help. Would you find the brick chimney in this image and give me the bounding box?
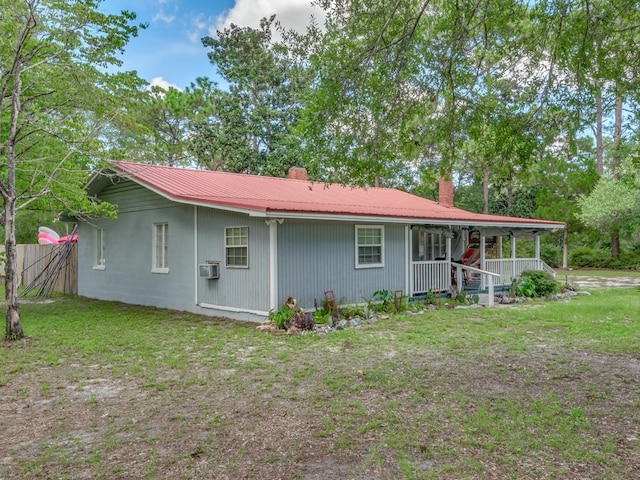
[438,176,454,208]
[288,166,307,181]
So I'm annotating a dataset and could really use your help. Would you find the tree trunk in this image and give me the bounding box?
[4,197,23,340]
[610,94,623,259]
[482,166,490,214]
[611,235,620,259]
[595,91,604,175]
[562,226,568,269]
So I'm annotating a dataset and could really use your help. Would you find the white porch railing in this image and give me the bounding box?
[411,258,557,295]
[412,260,449,295]
[484,258,556,286]
[451,262,501,307]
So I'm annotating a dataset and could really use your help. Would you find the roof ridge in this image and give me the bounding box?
[112,161,406,191]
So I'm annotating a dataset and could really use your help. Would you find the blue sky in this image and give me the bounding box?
[103,0,322,90]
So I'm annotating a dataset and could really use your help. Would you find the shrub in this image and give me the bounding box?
[540,244,562,268]
[520,270,560,296]
[569,247,611,268]
[610,250,640,270]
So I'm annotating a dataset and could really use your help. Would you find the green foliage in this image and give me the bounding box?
[340,305,365,319]
[268,306,295,330]
[489,185,540,219]
[511,276,537,298]
[569,247,611,268]
[313,308,331,324]
[520,270,560,297]
[371,290,393,312]
[194,15,312,176]
[107,78,216,166]
[1,0,144,339]
[578,156,640,236]
[569,247,640,270]
[609,251,640,270]
[541,244,562,268]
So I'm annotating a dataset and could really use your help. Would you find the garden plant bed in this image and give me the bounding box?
[1,278,639,479]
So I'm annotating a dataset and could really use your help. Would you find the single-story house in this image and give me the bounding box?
[78,162,564,321]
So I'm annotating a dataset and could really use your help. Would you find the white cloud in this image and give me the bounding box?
[214,0,324,37]
[188,13,216,44]
[153,0,177,24]
[148,77,181,91]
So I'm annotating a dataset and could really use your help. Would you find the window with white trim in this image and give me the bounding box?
[225,226,248,268]
[93,228,105,269]
[152,223,169,273]
[355,225,384,268]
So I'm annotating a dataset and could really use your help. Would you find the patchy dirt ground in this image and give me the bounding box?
[2,342,639,479]
[1,278,638,479]
[558,270,640,289]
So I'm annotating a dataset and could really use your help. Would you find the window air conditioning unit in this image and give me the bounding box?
[199,262,220,279]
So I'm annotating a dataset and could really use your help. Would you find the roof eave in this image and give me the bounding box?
[263,210,564,229]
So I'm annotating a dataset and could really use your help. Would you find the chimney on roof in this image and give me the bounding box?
[288,166,307,181]
[438,176,454,208]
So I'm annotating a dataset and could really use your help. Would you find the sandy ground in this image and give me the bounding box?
[557,271,640,289]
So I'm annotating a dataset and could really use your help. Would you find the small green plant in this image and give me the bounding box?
[371,289,393,312]
[341,305,365,319]
[313,308,330,324]
[268,306,295,330]
[425,289,439,305]
[513,276,537,297]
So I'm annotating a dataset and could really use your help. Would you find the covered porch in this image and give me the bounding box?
[410,225,557,296]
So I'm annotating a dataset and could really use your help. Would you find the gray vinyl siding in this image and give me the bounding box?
[98,180,172,214]
[276,220,406,309]
[79,179,407,318]
[78,182,196,312]
[195,208,270,312]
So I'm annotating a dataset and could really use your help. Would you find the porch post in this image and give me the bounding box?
[267,220,280,311]
[480,232,486,289]
[534,234,541,263]
[406,225,412,296]
[446,234,452,289]
[511,235,517,280]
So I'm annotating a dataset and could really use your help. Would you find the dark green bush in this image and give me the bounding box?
[540,244,562,268]
[520,270,560,296]
[569,247,611,268]
[610,250,640,270]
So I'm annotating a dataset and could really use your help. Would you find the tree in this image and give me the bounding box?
[1,0,144,340]
[105,77,216,167]
[548,0,640,257]
[193,15,313,176]
[578,155,640,237]
[296,0,565,189]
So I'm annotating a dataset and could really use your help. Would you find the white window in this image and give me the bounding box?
[153,223,169,273]
[225,226,248,268]
[355,225,384,268]
[93,228,105,270]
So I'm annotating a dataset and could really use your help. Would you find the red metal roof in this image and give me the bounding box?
[107,162,563,228]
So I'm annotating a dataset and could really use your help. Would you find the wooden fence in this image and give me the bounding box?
[0,243,78,295]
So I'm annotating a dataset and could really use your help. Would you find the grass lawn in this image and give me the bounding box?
[1,285,639,479]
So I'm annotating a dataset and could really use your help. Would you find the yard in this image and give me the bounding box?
[1,273,639,479]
